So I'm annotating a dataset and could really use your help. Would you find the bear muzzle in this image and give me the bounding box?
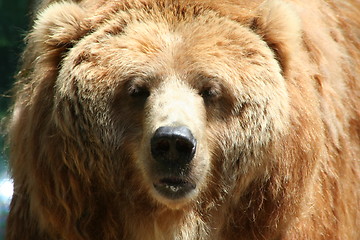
[151,126,197,165]
[150,126,198,199]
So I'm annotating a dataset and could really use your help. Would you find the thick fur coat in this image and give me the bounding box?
[6,0,360,239]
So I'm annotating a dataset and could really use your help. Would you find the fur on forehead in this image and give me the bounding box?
[32,0,301,74]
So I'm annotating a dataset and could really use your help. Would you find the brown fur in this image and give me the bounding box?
[6,0,360,239]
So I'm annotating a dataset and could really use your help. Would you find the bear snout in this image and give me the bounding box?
[150,126,197,167]
[150,126,199,200]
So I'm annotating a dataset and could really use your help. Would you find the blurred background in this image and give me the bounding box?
[1,0,31,238]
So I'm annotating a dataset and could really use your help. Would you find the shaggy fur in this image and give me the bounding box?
[6,0,360,239]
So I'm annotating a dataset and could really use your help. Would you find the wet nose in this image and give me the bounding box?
[151,126,197,166]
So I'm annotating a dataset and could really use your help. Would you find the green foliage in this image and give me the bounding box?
[0,0,30,111]
[0,1,30,238]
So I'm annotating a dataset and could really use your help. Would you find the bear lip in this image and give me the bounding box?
[153,177,196,200]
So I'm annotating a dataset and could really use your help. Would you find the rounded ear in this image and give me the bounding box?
[32,1,89,48]
[250,0,302,73]
[25,1,90,71]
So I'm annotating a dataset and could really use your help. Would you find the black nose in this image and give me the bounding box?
[151,126,197,166]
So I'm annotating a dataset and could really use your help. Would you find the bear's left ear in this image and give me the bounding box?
[250,0,302,73]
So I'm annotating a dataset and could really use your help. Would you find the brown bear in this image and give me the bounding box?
[6,0,360,239]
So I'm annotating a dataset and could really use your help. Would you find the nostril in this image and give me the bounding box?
[150,126,197,165]
[155,139,170,153]
[176,138,194,155]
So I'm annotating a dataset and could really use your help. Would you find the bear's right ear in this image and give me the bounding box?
[28,2,89,63]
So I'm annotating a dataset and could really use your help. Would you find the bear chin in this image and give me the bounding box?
[153,177,196,200]
[147,162,206,208]
[151,183,200,209]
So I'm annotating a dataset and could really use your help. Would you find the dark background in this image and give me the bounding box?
[1,0,30,111]
[0,0,32,237]
[1,0,30,167]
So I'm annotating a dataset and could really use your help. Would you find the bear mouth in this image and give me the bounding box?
[153,177,196,200]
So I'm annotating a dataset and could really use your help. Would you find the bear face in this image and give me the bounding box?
[53,2,290,208]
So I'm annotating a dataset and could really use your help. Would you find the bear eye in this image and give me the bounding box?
[128,85,150,99]
[196,75,222,101]
[200,87,217,99]
[199,81,222,101]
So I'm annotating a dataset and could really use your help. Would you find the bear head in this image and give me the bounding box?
[16,0,301,212]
